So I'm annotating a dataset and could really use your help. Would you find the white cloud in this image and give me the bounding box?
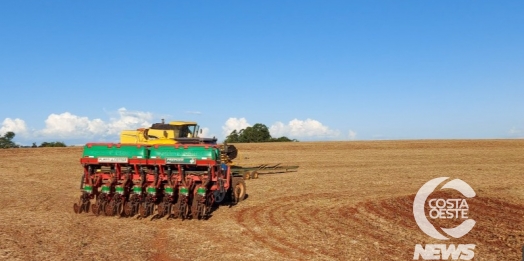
[269,118,340,138]
[37,108,153,139]
[40,112,104,137]
[199,127,212,138]
[106,107,153,135]
[220,117,343,140]
[348,129,357,140]
[222,117,251,136]
[3,113,347,143]
[0,118,28,136]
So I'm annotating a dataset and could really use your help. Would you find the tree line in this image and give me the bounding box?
[225,123,297,143]
[0,131,67,148]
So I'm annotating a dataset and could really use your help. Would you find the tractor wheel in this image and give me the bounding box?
[165,203,172,219]
[171,201,180,219]
[179,202,189,220]
[250,171,259,179]
[105,201,115,216]
[191,195,200,220]
[92,202,100,216]
[214,190,226,203]
[124,201,133,217]
[174,195,189,220]
[157,202,166,217]
[82,201,91,213]
[138,203,147,218]
[100,201,108,216]
[232,178,246,203]
[243,171,251,180]
[116,200,124,217]
[148,203,155,217]
[74,195,84,214]
[73,203,80,214]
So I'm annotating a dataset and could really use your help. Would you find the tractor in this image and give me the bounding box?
[73,120,246,220]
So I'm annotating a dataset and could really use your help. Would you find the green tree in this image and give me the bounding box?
[238,123,271,143]
[225,130,240,143]
[40,141,67,147]
[225,123,297,143]
[270,136,294,142]
[0,131,18,148]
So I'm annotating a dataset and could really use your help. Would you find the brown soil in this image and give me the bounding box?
[0,140,523,260]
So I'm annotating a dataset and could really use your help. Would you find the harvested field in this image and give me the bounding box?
[0,140,523,260]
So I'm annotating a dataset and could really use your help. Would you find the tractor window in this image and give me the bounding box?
[150,123,197,138]
[187,125,196,137]
[179,126,189,138]
[179,125,197,137]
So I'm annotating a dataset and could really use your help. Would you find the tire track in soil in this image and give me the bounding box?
[237,207,303,258]
[367,197,437,257]
[418,193,524,259]
[235,193,524,260]
[278,203,312,234]
[253,201,316,256]
[343,204,409,257]
[237,193,340,260]
[464,196,524,259]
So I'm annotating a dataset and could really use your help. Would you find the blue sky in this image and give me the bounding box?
[1,1,523,145]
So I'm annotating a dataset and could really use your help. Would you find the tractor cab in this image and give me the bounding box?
[149,121,199,138]
[120,120,201,144]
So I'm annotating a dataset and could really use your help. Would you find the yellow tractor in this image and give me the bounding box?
[120,119,237,165]
[120,119,202,145]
